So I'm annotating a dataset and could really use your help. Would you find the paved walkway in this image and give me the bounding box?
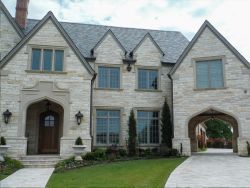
[165,149,250,188]
[0,168,54,188]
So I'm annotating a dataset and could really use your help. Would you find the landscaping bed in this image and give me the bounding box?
[0,157,23,180]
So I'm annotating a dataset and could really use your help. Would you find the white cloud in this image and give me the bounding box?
[2,0,250,61]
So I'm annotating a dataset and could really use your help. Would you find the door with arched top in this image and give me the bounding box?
[39,111,59,154]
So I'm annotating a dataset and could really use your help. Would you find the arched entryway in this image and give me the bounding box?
[25,100,64,155]
[188,108,239,154]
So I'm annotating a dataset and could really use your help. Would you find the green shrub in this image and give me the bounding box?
[118,149,127,157]
[83,152,96,161]
[75,137,83,145]
[170,149,179,156]
[92,148,106,160]
[0,137,6,145]
[145,148,151,156]
[0,157,23,176]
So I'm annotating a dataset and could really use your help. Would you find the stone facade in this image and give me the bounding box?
[171,26,250,156]
[92,34,173,147]
[1,1,250,158]
[0,18,93,158]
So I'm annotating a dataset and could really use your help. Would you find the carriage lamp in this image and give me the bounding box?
[3,109,12,124]
[127,63,132,72]
[75,111,83,125]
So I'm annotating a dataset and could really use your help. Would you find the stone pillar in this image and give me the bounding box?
[172,138,191,156]
[237,137,249,156]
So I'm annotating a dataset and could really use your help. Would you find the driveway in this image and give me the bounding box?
[165,149,250,188]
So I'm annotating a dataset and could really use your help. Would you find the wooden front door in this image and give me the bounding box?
[39,111,59,154]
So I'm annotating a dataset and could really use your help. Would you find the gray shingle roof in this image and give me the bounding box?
[25,19,189,63]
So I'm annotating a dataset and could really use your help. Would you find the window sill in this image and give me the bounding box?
[94,88,123,91]
[193,87,227,91]
[94,144,122,147]
[135,89,162,92]
[137,144,160,147]
[25,70,67,74]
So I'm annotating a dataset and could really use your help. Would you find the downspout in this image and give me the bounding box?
[90,73,97,152]
[167,73,174,139]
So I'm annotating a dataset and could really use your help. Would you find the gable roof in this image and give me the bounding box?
[0,11,95,75]
[92,29,126,52]
[132,32,165,55]
[24,19,189,64]
[0,0,24,37]
[169,20,250,75]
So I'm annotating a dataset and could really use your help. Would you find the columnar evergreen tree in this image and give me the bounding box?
[161,100,172,148]
[128,110,137,156]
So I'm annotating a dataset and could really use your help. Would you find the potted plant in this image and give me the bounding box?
[0,136,10,161]
[72,137,86,161]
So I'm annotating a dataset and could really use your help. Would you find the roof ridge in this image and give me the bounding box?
[27,18,182,33]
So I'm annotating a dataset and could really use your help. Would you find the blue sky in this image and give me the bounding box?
[2,0,250,61]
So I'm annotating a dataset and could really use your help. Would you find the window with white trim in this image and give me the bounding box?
[31,48,64,71]
[138,69,158,90]
[137,110,159,144]
[96,110,120,145]
[196,59,224,89]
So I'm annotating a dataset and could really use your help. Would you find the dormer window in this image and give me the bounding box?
[31,48,64,72]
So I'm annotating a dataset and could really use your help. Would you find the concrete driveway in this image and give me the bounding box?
[165,149,250,188]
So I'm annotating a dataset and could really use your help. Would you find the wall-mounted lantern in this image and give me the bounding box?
[3,109,12,124]
[75,111,83,125]
[127,63,132,72]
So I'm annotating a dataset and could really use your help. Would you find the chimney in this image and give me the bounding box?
[15,0,29,29]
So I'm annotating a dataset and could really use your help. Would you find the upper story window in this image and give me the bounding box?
[196,59,224,89]
[138,69,158,90]
[31,48,64,72]
[98,66,120,89]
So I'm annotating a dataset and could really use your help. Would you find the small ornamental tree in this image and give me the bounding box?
[161,100,172,148]
[128,110,137,156]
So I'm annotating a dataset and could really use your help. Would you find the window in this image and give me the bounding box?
[98,67,120,89]
[196,59,223,89]
[137,111,159,144]
[44,115,55,127]
[138,69,158,90]
[31,48,64,71]
[96,110,120,145]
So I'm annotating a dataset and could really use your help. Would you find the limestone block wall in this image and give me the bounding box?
[0,9,21,60]
[172,27,250,156]
[0,19,93,157]
[92,33,173,147]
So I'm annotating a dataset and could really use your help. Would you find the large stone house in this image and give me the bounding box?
[0,0,249,159]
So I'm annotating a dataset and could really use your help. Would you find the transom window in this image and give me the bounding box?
[44,115,55,127]
[98,67,120,89]
[96,110,120,145]
[196,59,224,89]
[31,48,64,72]
[138,69,158,90]
[137,111,159,144]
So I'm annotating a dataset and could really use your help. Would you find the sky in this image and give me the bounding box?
[2,0,250,61]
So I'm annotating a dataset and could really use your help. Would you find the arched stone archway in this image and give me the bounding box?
[25,100,64,154]
[188,108,239,153]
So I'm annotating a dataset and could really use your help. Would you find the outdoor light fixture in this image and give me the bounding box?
[75,111,83,125]
[3,109,12,124]
[127,63,132,72]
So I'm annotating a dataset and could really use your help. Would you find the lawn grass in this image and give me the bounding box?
[0,174,8,181]
[47,157,186,188]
